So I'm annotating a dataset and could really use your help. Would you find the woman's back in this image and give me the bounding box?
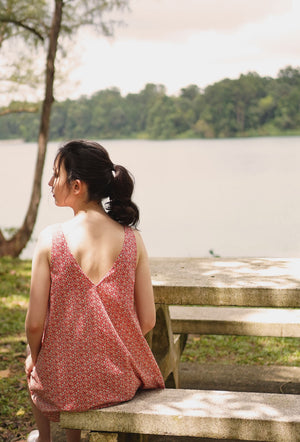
[29,221,164,422]
[61,210,129,286]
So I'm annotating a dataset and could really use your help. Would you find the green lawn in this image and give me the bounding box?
[0,257,299,441]
[0,257,34,441]
[182,334,300,365]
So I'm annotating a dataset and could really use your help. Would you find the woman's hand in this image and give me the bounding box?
[25,353,35,378]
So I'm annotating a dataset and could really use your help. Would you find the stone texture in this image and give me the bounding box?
[151,305,183,388]
[150,258,300,307]
[179,363,300,395]
[53,362,300,441]
[89,433,118,442]
[169,305,300,337]
[61,389,300,441]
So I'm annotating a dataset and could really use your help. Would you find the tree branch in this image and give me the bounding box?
[0,105,39,116]
[0,18,44,41]
[0,229,5,243]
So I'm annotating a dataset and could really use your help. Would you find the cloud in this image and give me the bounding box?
[61,0,300,99]
[252,5,300,60]
[113,0,294,40]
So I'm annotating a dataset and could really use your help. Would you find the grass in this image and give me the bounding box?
[0,257,299,441]
[0,257,33,442]
[182,335,300,366]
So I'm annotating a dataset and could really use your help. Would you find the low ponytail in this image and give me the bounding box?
[55,140,139,228]
[105,164,140,228]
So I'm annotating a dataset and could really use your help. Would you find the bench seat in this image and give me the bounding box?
[169,306,300,337]
[61,388,300,441]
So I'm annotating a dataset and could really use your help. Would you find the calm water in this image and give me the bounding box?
[1,137,300,259]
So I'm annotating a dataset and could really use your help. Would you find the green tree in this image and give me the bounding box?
[203,78,236,137]
[89,88,126,138]
[273,66,300,130]
[2,65,300,143]
[201,72,273,137]
[146,93,179,139]
[0,0,129,257]
[175,85,201,136]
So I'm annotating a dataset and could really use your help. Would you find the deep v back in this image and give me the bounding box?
[60,225,126,286]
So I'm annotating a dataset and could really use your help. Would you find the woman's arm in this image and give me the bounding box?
[134,231,156,335]
[25,228,52,374]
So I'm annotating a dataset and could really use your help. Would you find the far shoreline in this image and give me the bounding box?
[1,132,300,145]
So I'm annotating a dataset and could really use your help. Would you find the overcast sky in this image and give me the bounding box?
[2,0,299,104]
[62,0,300,99]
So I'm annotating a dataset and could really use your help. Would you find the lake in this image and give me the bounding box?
[0,137,300,259]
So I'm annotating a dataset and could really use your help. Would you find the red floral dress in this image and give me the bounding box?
[28,226,164,421]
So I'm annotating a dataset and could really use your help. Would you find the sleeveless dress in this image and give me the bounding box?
[28,226,164,421]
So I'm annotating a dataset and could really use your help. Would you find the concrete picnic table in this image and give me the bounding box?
[150,257,300,307]
[148,257,300,387]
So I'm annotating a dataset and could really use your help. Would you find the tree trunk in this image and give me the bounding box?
[0,0,63,257]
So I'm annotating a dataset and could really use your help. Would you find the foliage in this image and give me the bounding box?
[1,66,300,141]
[0,0,129,99]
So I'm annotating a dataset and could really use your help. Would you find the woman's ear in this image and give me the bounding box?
[72,180,89,200]
[72,179,82,195]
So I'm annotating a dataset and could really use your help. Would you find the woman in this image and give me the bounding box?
[25,140,164,442]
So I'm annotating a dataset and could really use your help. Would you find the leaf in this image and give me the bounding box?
[0,369,10,378]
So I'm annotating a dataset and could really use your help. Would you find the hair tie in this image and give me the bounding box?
[112,164,116,178]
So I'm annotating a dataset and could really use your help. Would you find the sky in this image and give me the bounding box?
[1,0,300,104]
[62,0,300,99]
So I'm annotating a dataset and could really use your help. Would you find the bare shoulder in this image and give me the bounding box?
[132,229,144,250]
[132,229,148,264]
[38,223,60,244]
[34,224,60,259]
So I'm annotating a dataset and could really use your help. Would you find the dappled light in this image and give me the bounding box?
[170,305,300,338]
[61,388,300,440]
[151,258,300,307]
[151,258,300,288]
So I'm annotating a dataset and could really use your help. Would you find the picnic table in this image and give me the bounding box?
[148,257,300,387]
[61,257,300,441]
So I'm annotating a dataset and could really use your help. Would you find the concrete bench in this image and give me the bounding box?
[149,304,300,389]
[61,388,300,442]
[169,306,300,337]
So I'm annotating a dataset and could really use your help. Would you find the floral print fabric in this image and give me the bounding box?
[28,226,164,421]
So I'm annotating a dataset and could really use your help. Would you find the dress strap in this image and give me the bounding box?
[122,226,137,269]
[50,224,65,270]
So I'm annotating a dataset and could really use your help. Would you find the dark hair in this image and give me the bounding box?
[55,140,139,227]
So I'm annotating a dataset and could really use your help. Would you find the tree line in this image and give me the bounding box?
[1,65,300,141]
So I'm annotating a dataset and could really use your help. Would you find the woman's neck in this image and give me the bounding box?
[73,200,106,217]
